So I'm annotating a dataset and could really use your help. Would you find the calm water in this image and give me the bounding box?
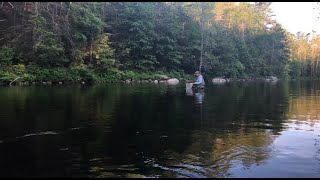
[0,80,320,178]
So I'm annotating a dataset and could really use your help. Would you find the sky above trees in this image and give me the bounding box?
[270,2,319,35]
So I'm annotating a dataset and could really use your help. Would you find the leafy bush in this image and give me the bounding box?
[0,64,32,83]
[0,46,14,67]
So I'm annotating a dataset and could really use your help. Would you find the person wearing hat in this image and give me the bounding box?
[192,71,205,89]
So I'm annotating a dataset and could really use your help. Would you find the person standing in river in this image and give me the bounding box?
[192,71,205,89]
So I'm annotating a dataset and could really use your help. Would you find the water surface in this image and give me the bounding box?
[0,80,319,178]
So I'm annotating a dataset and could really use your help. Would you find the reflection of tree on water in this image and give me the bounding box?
[0,82,290,178]
[211,129,276,176]
[200,81,289,134]
[93,82,290,177]
[280,80,320,137]
[152,81,290,177]
[288,82,320,121]
[60,81,317,178]
[154,128,277,178]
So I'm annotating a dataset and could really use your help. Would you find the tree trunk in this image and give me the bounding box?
[199,2,204,73]
[316,59,319,76]
[32,2,38,51]
[199,25,203,72]
[13,6,16,35]
[90,23,93,64]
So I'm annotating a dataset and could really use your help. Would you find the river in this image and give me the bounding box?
[0,80,319,177]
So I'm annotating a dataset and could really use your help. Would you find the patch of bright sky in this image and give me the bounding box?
[269,2,320,35]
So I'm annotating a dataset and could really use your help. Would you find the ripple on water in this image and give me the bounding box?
[16,131,59,139]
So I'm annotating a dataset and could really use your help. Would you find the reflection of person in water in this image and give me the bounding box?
[194,88,205,105]
[186,83,205,104]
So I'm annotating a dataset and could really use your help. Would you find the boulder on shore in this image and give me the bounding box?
[265,76,279,82]
[212,77,227,84]
[167,78,179,85]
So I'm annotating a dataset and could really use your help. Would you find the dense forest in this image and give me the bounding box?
[0,2,318,84]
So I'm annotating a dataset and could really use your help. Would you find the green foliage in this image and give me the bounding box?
[10,64,26,76]
[281,63,291,80]
[0,2,297,83]
[96,68,123,82]
[0,71,19,82]
[34,38,68,67]
[288,60,302,79]
[93,33,118,71]
[120,71,161,80]
[68,64,97,82]
[0,46,14,67]
[0,64,32,83]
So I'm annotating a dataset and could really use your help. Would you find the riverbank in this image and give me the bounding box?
[1,75,284,87]
[0,65,300,86]
[0,65,194,86]
[0,66,289,86]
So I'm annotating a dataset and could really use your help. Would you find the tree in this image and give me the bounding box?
[183,2,215,73]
